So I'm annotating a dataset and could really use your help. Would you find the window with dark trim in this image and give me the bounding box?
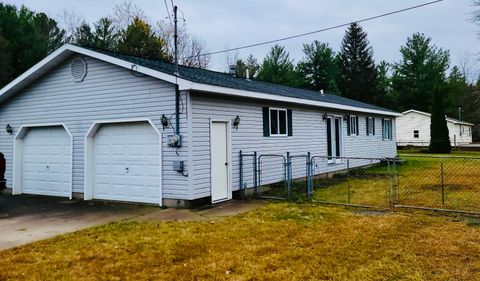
[347,115,359,136]
[269,108,287,136]
[413,130,419,138]
[382,119,393,140]
[366,117,375,136]
[262,107,293,137]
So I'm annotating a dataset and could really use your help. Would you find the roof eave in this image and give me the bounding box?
[0,44,401,116]
[186,82,401,117]
[0,44,191,104]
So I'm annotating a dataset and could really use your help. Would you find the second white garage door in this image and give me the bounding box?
[92,122,161,204]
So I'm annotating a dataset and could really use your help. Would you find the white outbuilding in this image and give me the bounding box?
[396,109,473,147]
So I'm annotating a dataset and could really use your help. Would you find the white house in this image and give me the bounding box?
[0,44,399,207]
[396,109,473,147]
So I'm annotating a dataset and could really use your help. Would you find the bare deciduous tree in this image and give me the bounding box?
[157,20,210,69]
[57,9,84,43]
[458,52,480,84]
[111,1,147,32]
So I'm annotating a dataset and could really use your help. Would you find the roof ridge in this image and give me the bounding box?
[71,44,397,114]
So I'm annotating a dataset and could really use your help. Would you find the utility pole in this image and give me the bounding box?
[458,107,463,121]
[173,5,179,76]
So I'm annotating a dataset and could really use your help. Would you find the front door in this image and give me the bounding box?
[327,117,342,163]
[211,121,230,203]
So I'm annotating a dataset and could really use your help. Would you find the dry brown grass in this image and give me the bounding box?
[1,203,480,280]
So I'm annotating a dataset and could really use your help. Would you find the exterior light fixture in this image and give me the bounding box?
[322,113,328,121]
[5,124,12,135]
[161,114,169,130]
[343,114,350,122]
[233,115,240,130]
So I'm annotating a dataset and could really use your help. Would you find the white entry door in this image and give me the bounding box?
[92,122,161,204]
[22,126,71,197]
[211,121,230,203]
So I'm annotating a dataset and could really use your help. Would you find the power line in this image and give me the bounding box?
[164,0,173,25]
[184,0,445,59]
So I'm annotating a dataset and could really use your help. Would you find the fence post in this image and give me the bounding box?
[386,158,392,210]
[441,161,445,207]
[286,152,291,196]
[394,158,399,202]
[307,152,312,199]
[253,151,258,197]
[239,150,244,199]
[347,158,351,204]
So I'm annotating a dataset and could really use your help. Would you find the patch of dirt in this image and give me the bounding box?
[420,184,474,191]
[353,209,390,216]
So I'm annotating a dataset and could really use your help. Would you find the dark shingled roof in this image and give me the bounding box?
[88,47,397,114]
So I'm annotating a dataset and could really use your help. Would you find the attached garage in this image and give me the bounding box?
[13,125,73,198]
[85,120,162,205]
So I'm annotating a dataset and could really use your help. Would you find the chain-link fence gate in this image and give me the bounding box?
[239,151,480,215]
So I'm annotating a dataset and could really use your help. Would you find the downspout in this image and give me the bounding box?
[175,84,180,135]
[174,5,180,137]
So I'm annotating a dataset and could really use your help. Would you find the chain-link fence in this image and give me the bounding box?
[239,151,480,214]
[311,156,392,209]
[257,154,287,199]
[394,155,480,214]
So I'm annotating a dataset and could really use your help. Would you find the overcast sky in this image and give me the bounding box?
[6,0,480,79]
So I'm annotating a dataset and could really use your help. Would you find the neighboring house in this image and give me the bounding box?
[0,44,399,207]
[396,109,473,147]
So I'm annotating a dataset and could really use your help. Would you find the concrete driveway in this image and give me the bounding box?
[0,194,155,250]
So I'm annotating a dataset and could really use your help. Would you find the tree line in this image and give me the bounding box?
[0,1,210,89]
[234,23,479,130]
[0,2,479,140]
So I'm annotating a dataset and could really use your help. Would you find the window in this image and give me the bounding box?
[262,107,292,137]
[366,117,375,136]
[348,115,359,136]
[413,130,419,138]
[269,108,288,136]
[383,119,393,140]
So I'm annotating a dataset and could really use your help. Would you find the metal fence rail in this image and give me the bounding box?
[311,156,392,209]
[394,155,480,214]
[239,151,480,215]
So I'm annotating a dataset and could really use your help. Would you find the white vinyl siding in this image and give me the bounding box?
[190,93,397,200]
[0,56,189,200]
[396,111,473,146]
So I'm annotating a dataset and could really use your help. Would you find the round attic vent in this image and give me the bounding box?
[70,57,87,82]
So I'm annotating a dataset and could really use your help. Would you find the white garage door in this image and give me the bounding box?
[22,126,71,197]
[93,122,161,204]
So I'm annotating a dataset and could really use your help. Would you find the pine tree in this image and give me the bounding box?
[297,41,338,93]
[117,17,170,61]
[73,22,95,48]
[257,45,302,87]
[391,33,450,112]
[0,3,65,87]
[93,18,118,50]
[429,86,451,153]
[337,22,376,103]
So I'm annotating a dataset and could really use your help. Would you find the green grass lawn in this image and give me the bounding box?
[310,152,480,212]
[1,203,480,280]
